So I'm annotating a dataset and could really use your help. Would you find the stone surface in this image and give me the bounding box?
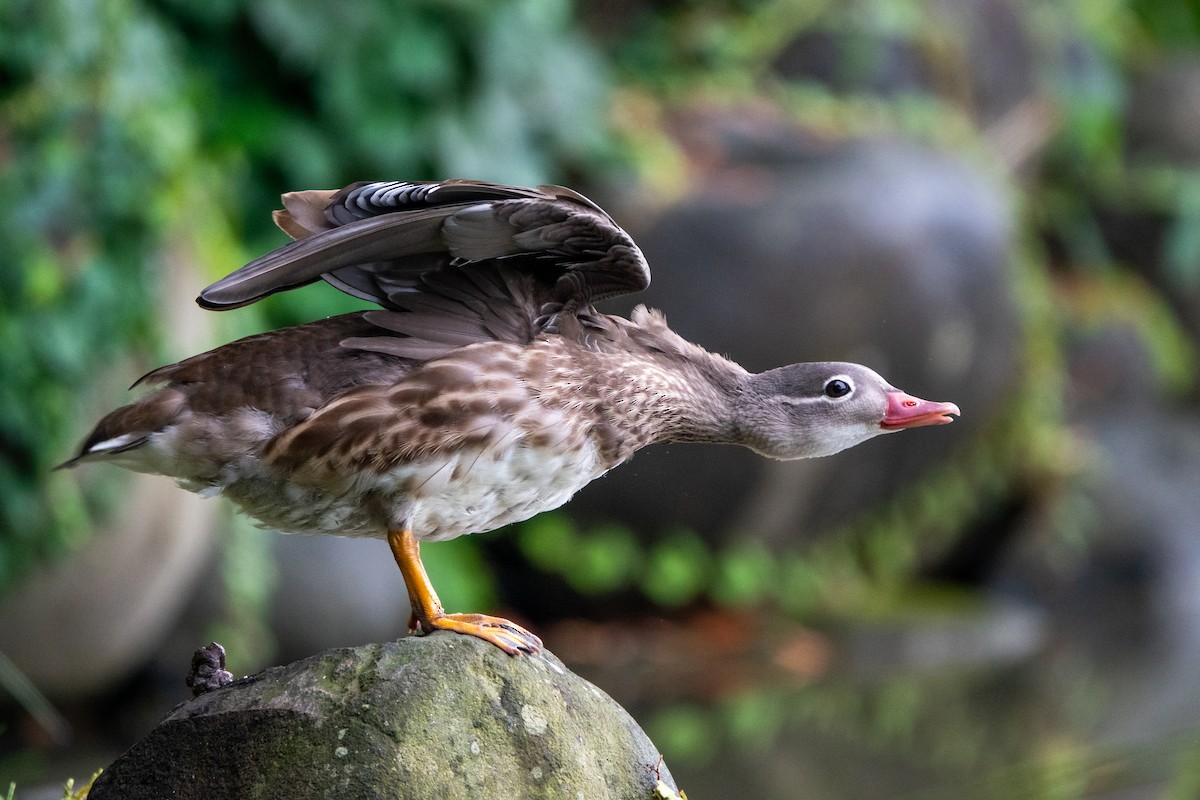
[89,633,677,800]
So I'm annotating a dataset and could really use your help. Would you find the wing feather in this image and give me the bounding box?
[196,179,649,362]
[199,179,649,312]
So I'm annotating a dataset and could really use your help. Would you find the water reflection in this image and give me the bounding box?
[553,595,1200,800]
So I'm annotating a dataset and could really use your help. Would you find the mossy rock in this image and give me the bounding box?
[89,634,677,799]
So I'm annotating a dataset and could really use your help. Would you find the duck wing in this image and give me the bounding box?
[197,180,650,315]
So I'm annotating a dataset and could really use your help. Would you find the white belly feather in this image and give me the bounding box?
[162,415,610,543]
[398,438,605,541]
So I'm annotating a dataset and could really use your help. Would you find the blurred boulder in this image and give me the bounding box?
[0,228,225,701]
[1076,411,1200,742]
[1127,56,1200,166]
[994,306,1200,740]
[0,474,215,699]
[567,138,1021,548]
[90,634,678,800]
[1063,318,1171,416]
[995,407,1200,742]
[268,534,408,663]
[1118,56,1200,342]
[770,0,1036,126]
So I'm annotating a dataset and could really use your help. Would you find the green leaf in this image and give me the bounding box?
[710,538,776,609]
[641,530,712,607]
[561,524,640,595]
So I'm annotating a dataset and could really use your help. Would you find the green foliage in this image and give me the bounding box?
[518,510,952,618]
[1065,269,1197,394]
[0,0,193,588]
[640,661,1200,797]
[1131,0,1200,48]
[562,524,641,595]
[62,771,100,800]
[420,533,498,615]
[1165,740,1200,800]
[593,0,1200,619]
[644,704,719,765]
[708,538,776,609]
[640,530,713,608]
[1164,171,1200,287]
[158,0,616,265]
[0,0,617,592]
[205,516,279,673]
[520,515,648,595]
[0,647,69,746]
[721,689,788,752]
[518,514,578,574]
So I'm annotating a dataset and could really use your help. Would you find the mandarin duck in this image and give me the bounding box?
[62,180,959,655]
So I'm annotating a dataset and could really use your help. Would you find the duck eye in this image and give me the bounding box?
[824,379,852,398]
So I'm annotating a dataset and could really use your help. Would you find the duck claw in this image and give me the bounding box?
[413,611,543,656]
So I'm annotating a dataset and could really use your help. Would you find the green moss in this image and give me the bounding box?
[62,771,101,799]
[90,637,674,799]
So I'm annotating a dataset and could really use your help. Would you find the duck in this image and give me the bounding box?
[61,179,960,655]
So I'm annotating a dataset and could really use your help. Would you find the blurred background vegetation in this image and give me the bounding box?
[4,0,1200,798]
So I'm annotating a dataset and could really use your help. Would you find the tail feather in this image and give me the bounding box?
[56,431,151,470]
[58,388,185,469]
[273,189,340,240]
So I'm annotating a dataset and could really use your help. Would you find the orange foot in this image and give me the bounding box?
[388,527,543,656]
[411,612,543,655]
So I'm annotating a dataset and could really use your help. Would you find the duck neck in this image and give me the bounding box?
[527,316,754,465]
[585,347,749,457]
[651,357,749,446]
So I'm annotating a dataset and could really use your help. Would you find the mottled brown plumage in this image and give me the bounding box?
[63,179,959,655]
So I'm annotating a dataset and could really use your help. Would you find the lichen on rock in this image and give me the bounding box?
[88,634,678,800]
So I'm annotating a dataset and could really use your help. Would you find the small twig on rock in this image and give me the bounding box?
[185,642,234,697]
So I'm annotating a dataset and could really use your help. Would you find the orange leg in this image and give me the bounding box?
[386,527,542,656]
